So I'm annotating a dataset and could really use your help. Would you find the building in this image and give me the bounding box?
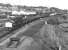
[0,15,13,28]
[5,22,12,28]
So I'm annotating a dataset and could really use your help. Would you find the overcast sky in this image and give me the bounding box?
[0,0,68,9]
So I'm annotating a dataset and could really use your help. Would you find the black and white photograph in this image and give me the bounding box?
[0,0,68,50]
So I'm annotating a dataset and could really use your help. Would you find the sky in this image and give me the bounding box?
[0,0,68,9]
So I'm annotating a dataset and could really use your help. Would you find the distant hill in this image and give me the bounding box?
[0,3,12,7]
[0,3,67,14]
